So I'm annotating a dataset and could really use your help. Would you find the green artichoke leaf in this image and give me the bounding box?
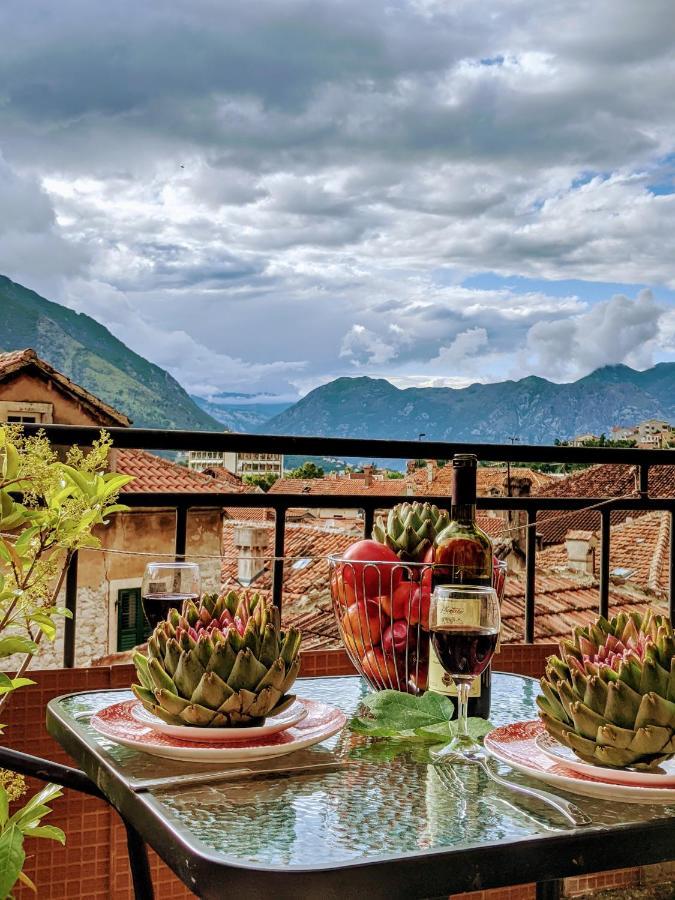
[227,648,267,692]
[596,722,636,750]
[617,658,642,692]
[143,703,184,727]
[269,694,296,716]
[255,657,286,692]
[131,683,156,707]
[280,627,301,665]
[604,679,642,729]
[668,658,675,704]
[155,688,192,717]
[258,624,280,669]
[218,692,244,714]
[634,692,675,730]
[148,657,178,695]
[173,649,206,698]
[565,731,599,762]
[639,656,671,697]
[538,680,569,723]
[164,638,182,678]
[195,634,214,670]
[247,685,282,717]
[582,675,609,716]
[280,655,301,694]
[569,700,607,741]
[206,641,238,683]
[628,725,671,755]
[192,671,234,710]
[593,745,643,768]
[180,703,218,726]
[133,652,154,692]
[238,688,260,715]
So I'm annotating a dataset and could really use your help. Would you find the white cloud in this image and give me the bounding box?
[523,290,664,379]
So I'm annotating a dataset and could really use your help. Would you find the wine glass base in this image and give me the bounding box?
[431,733,480,759]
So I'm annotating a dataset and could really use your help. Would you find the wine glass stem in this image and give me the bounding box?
[455,679,471,737]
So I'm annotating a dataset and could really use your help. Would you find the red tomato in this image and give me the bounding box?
[341,599,382,656]
[361,648,400,689]
[379,581,419,620]
[342,540,402,600]
[331,567,357,608]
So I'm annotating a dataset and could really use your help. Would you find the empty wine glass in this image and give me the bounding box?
[429,584,500,757]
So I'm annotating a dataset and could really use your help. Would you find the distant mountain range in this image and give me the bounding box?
[4,273,675,445]
[265,367,675,444]
[191,393,291,432]
[0,275,221,430]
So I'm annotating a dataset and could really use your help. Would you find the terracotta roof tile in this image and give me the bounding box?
[114,448,232,493]
[538,510,670,595]
[535,463,675,544]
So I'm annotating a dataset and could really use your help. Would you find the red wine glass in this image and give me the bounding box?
[141,562,201,630]
[429,584,500,756]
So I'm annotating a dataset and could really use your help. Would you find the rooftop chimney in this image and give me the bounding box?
[363,464,374,487]
[565,530,597,575]
[233,526,269,586]
[426,460,436,484]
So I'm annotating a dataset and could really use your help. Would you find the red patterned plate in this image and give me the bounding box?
[484,721,675,804]
[91,698,346,762]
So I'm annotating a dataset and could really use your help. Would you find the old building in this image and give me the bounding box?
[0,349,228,666]
[188,448,284,478]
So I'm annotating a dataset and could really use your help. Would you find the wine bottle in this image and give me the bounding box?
[428,453,494,718]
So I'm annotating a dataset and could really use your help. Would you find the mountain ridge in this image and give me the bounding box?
[265,365,675,444]
[0,275,221,430]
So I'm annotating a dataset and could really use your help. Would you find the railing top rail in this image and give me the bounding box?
[19,423,675,466]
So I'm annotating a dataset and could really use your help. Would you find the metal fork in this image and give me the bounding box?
[433,746,592,827]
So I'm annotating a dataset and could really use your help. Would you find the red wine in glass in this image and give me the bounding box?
[141,562,201,631]
[141,592,200,629]
[430,626,498,678]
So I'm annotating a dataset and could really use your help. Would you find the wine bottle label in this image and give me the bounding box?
[428,595,482,697]
[429,648,481,697]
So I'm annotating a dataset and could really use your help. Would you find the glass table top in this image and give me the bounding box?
[49,674,675,870]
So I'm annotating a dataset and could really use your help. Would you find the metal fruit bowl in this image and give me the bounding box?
[329,556,506,694]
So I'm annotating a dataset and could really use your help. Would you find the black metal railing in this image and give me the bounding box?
[17,423,675,665]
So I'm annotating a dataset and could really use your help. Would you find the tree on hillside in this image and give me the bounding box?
[287,461,324,479]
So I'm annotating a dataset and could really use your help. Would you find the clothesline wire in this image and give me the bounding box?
[0,492,641,563]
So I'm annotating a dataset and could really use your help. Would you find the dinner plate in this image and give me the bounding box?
[91,698,346,762]
[131,698,308,742]
[484,720,675,804]
[535,730,675,787]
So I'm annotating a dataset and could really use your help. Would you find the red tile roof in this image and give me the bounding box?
[268,474,409,497]
[538,511,670,595]
[0,348,131,426]
[114,448,234,493]
[534,463,675,544]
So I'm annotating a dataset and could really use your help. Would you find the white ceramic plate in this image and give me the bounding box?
[535,731,675,787]
[131,698,308,742]
[484,720,675,804]
[91,698,345,763]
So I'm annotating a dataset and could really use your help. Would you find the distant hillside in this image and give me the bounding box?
[0,275,221,430]
[191,394,291,432]
[266,366,675,444]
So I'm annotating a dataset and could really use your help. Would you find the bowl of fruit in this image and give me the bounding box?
[330,501,507,694]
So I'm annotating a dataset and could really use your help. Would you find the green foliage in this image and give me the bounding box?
[0,424,131,896]
[243,472,277,492]
[385,471,404,479]
[287,461,324,479]
[0,784,65,897]
[349,690,492,743]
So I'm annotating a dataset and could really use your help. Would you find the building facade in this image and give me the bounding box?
[188,449,283,478]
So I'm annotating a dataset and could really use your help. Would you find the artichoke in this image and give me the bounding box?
[372,501,450,563]
[132,590,302,728]
[538,610,675,769]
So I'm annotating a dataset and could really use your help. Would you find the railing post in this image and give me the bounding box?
[272,509,285,611]
[670,511,675,623]
[525,510,537,643]
[638,463,649,497]
[175,506,188,561]
[599,509,610,619]
[63,551,78,668]
[363,506,374,538]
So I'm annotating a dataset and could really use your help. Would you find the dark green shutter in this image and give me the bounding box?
[117,587,152,651]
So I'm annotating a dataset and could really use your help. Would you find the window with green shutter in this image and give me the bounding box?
[117,587,151,651]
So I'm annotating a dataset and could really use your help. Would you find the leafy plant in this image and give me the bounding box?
[286,461,324,479]
[242,472,277,492]
[0,424,131,897]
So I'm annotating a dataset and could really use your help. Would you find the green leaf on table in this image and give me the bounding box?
[0,825,25,899]
[349,690,492,743]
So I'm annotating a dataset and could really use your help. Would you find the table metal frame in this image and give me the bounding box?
[38,674,675,899]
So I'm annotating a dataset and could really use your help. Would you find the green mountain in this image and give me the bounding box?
[0,275,221,430]
[266,366,675,445]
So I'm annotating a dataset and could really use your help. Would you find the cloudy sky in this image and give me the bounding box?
[1,0,675,404]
